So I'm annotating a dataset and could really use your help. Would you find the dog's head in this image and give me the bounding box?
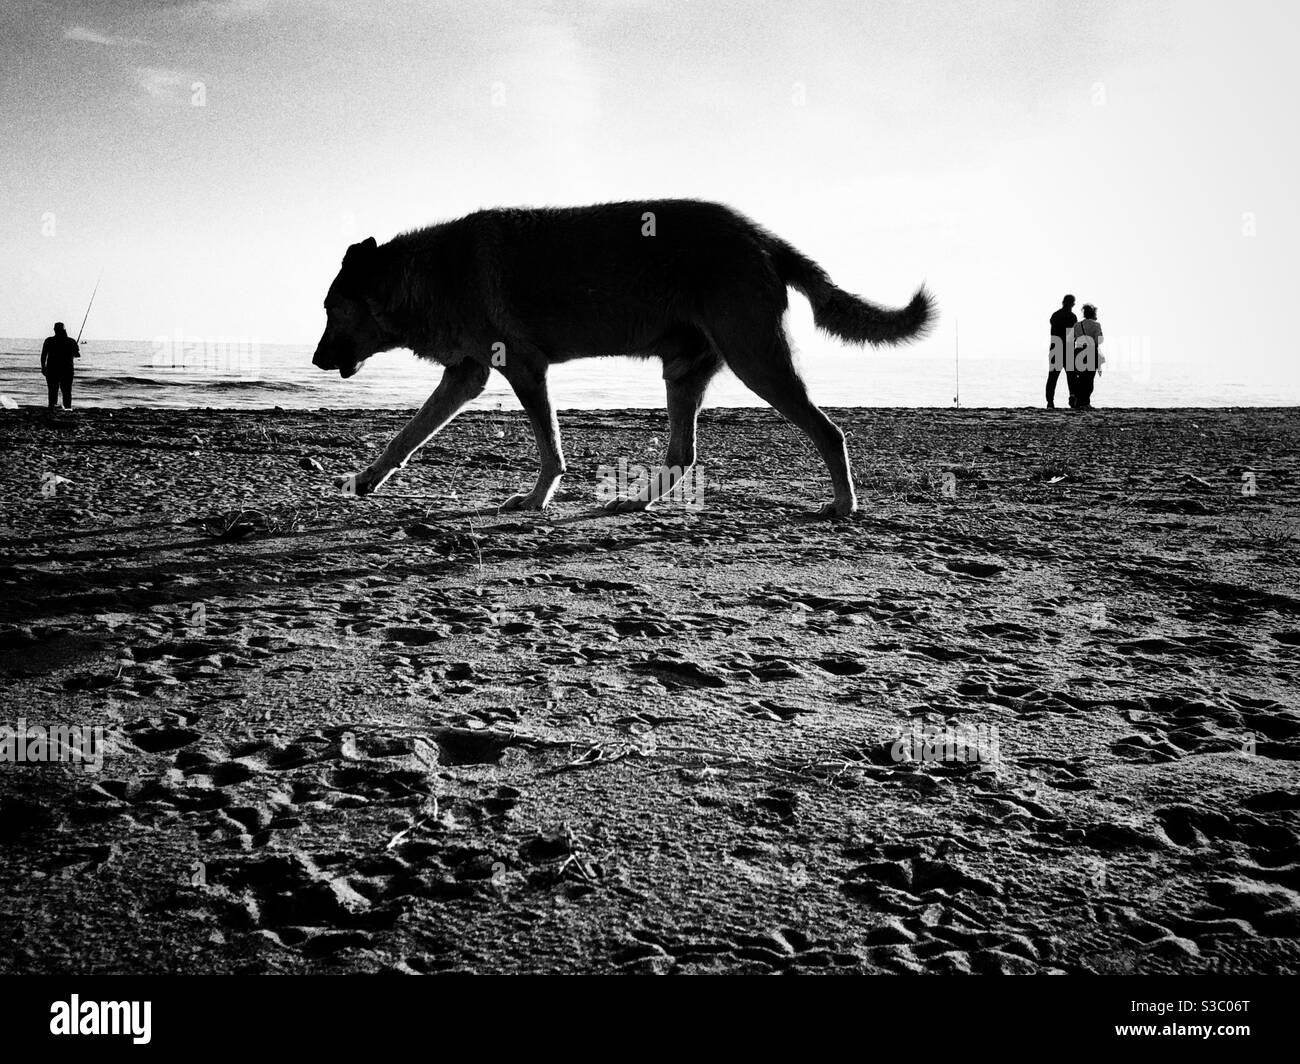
[313,237,397,379]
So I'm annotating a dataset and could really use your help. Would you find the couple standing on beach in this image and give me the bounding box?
[1045,294,1104,410]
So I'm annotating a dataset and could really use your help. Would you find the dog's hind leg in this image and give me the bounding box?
[603,348,721,513]
[338,358,490,497]
[498,358,567,511]
[716,325,857,518]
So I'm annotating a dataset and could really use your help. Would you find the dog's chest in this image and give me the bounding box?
[409,318,485,368]
[417,347,453,367]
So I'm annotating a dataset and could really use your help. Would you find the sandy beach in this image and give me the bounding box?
[1,404,1297,974]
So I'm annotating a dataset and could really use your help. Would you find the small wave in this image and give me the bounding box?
[200,379,309,392]
[84,375,309,394]
[92,375,170,388]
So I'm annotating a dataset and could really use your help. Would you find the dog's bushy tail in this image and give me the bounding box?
[768,237,934,346]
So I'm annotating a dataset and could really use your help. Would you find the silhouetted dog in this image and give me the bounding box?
[313,199,933,516]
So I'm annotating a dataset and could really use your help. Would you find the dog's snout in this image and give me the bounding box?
[314,340,358,378]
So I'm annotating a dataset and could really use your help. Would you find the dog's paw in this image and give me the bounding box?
[601,496,651,514]
[500,491,549,511]
[336,468,387,498]
[335,472,369,497]
[814,499,857,520]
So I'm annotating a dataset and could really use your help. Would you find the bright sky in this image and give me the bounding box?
[1,0,1297,386]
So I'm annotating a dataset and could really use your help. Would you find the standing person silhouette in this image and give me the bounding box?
[1046,294,1077,409]
[1071,303,1103,409]
[41,322,80,412]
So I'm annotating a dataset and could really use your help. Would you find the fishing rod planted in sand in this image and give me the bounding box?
[953,317,960,408]
[76,269,103,345]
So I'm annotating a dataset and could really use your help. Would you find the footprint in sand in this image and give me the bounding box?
[945,559,1006,578]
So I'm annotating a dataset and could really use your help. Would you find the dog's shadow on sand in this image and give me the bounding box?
[0,509,645,628]
[0,493,841,627]
[386,494,823,528]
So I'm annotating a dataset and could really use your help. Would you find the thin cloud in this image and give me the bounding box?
[132,66,188,99]
[65,26,149,47]
[173,0,270,19]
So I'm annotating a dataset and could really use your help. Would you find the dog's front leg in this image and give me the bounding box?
[498,361,566,510]
[338,359,490,496]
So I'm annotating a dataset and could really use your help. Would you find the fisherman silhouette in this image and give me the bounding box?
[1046,294,1077,409]
[41,322,80,412]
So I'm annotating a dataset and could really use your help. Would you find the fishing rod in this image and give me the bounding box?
[953,317,960,408]
[75,269,103,345]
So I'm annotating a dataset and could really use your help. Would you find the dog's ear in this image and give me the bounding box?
[326,237,382,307]
[342,236,378,267]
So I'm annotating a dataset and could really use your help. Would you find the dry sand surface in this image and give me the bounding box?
[1,404,1297,974]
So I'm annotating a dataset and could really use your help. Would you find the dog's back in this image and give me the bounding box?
[392,199,930,359]
[393,200,780,358]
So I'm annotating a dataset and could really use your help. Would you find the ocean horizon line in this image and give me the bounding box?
[4,402,1296,414]
[7,336,1298,408]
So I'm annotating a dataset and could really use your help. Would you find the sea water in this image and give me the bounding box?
[2,337,1295,410]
